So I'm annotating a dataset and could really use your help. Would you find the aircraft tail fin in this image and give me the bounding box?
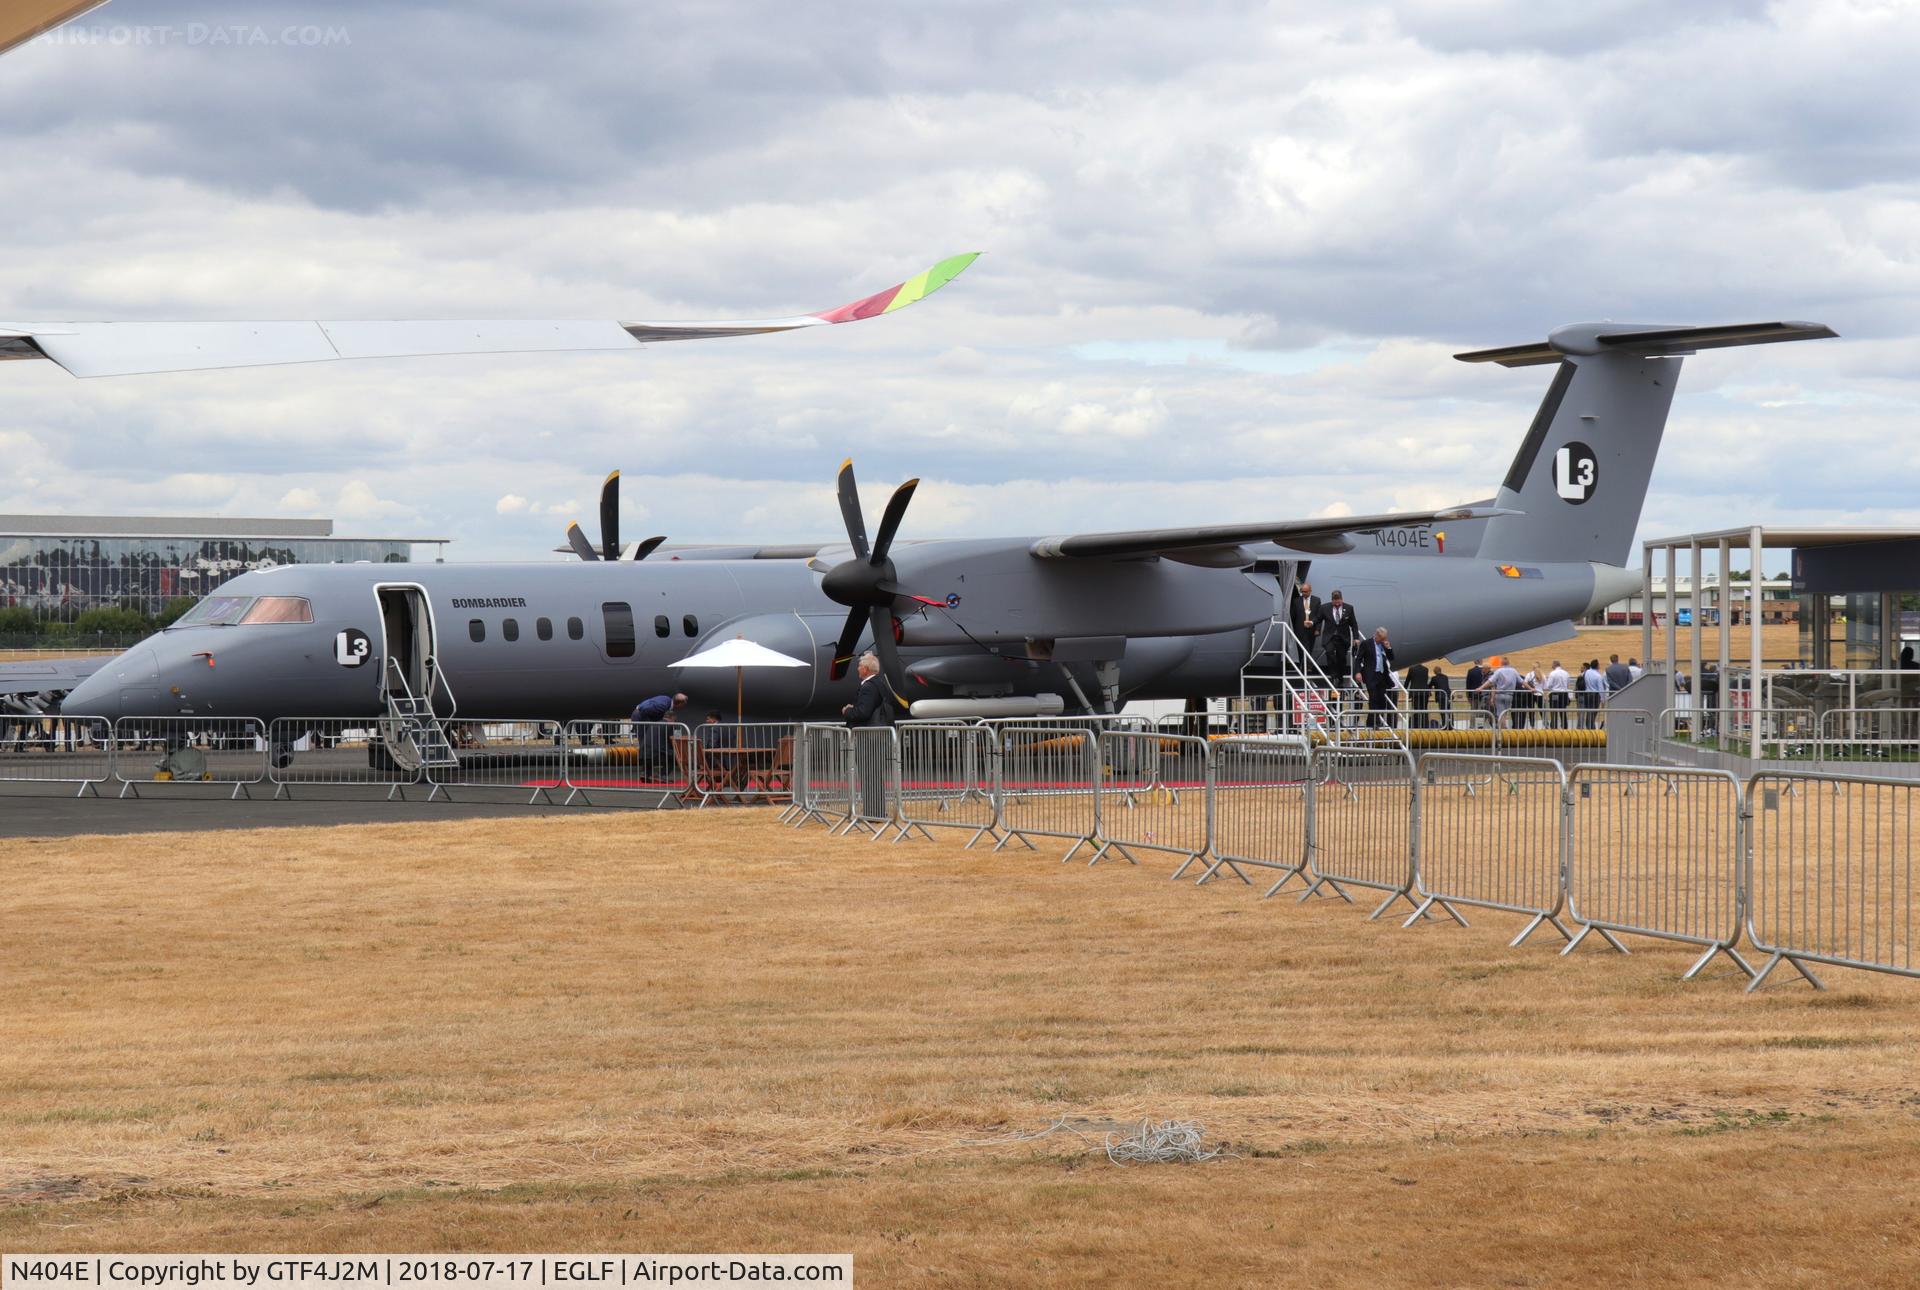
[1460,320,1834,566]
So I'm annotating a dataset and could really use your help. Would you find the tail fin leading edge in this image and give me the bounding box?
[1459,320,1835,565]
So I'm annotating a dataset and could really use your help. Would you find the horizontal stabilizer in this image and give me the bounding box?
[1443,621,1578,665]
[1,0,110,58]
[1457,320,1835,368]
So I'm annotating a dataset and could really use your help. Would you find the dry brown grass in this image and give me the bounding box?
[5,810,1920,1286]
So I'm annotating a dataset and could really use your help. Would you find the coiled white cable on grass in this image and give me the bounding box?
[962,1115,1230,1165]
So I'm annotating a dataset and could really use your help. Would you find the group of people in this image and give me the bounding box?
[1456,653,1641,729]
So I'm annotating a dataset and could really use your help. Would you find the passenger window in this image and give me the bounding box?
[469,619,485,643]
[567,616,584,641]
[536,617,553,641]
[654,614,670,638]
[683,614,698,637]
[503,618,519,642]
[602,602,636,659]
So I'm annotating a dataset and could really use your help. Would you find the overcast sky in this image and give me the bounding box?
[1,0,1916,560]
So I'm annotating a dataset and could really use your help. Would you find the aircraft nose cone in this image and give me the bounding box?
[60,643,162,722]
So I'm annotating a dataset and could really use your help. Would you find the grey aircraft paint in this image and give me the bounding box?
[52,319,1835,724]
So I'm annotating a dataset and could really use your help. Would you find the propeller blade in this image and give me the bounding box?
[631,535,667,561]
[868,607,913,709]
[869,477,919,564]
[599,470,621,562]
[836,458,870,562]
[565,521,601,562]
[828,607,867,682]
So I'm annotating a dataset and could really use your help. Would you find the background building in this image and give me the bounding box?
[0,515,448,625]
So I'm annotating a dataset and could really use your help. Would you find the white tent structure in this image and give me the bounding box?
[670,636,809,721]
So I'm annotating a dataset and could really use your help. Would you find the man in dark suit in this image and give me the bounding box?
[1291,580,1321,650]
[843,652,898,820]
[1430,666,1453,728]
[1464,658,1489,718]
[843,652,898,727]
[1604,653,1634,693]
[1355,626,1397,729]
[1405,659,1430,729]
[1311,589,1357,683]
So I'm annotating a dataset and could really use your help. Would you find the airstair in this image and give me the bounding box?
[380,657,459,773]
[1239,618,1407,753]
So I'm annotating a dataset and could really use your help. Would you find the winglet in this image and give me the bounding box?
[813,253,980,324]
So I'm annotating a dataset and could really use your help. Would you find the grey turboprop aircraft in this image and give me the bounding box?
[47,319,1835,730]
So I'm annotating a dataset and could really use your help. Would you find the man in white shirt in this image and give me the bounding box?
[1544,661,1571,728]
[1477,659,1523,728]
[1628,657,1645,683]
[1581,660,1607,728]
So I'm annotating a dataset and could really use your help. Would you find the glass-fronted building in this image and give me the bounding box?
[0,515,449,624]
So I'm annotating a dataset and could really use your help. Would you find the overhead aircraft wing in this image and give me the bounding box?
[0,252,979,378]
[0,654,111,701]
[1029,505,1515,565]
[0,0,109,57]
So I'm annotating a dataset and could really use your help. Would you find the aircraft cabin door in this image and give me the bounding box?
[375,584,451,716]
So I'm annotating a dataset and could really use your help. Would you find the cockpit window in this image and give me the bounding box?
[173,595,253,627]
[239,596,314,625]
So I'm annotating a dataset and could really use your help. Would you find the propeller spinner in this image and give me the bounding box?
[817,459,932,697]
[565,470,667,561]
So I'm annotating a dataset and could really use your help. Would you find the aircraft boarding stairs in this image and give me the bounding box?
[1238,618,1407,753]
[380,658,459,773]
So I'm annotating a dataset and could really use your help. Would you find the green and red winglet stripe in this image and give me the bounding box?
[813,252,980,324]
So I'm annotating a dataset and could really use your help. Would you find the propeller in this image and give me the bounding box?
[818,459,928,698]
[565,469,667,561]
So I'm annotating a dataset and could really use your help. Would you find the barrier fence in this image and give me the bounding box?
[992,724,1100,860]
[0,715,111,796]
[562,719,694,806]
[895,721,999,846]
[1095,728,1211,875]
[1413,755,1570,944]
[1302,746,1417,917]
[1203,736,1311,890]
[267,718,415,799]
[1566,764,1752,980]
[15,706,1920,996]
[1746,771,1920,992]
[113,716,267,798]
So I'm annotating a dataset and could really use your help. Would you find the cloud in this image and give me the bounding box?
[0,0,1913,560]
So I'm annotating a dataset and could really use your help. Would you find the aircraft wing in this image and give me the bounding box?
[1029,505,1515,564]
[0,252,979,378]
[0,0,109,57]
[0,654,111,701]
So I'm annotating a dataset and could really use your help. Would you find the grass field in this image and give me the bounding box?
[1418,623,1806,678]
[5,809,1920,1286]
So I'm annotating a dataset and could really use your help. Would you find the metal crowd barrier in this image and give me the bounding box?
[1564,764,1752,979]
[1816,707,1920,768]
[0,715,112,796]
[266,718,417,799]
[789,724,856,830]
[1203,735,1312,890]
[894,720,999,846]
[675,721,800,807]
[1412,754,1571,943]
[1303,745,1417,917]
[848,726,899,837]
[113,716,268,798]
[991,723,1100,860]
[561,719,693,806]
[1094,728,1211,875]
[421,719,567,803]
[1745,771,1920,992]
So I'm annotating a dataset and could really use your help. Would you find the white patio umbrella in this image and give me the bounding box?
[669,635,809,721]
